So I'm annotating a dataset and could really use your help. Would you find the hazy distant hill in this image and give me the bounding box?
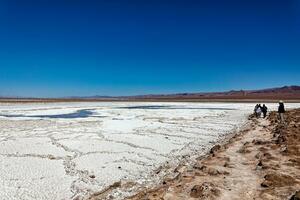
[1,86,300,102]
[127,85,300,100]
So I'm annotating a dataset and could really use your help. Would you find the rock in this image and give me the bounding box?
[190,182,220,198]
[207,167,220,176]
[261,181,269,188]
[195,171,202,176]
[73,195,82,200]
[193,163,205,170]
[89,175,96,179]
[281,146,288,153]
[220,170,230,175]
[190,185,203,198]
[174,165,186,173]
[244,141,250,146]
[237,145,251,154]
[263,152,273,159]
[257,160,263,167]
[255,152,263,159]
[193,163,207,172]
[210,145,221,156]
[163,193,177,200]
[48,155,56,160]
[111,181,121,188]
[257,161,269,170]
[276,135,286,144]
[261,173,296,188]
[223,162,230,168]
[253,139,269,145]
[290,191,300,200]
[155,166,163,174]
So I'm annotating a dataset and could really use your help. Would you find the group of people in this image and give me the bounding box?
[253,101,286,123]
[254,104,268,118]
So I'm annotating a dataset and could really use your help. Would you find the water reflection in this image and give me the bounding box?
[0,109,100,119]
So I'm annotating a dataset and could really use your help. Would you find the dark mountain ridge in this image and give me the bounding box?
[1,86,300,102]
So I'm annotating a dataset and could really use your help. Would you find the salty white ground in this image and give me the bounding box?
[0,102,299,200]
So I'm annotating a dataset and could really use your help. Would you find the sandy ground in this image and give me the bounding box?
[125,109,300,200]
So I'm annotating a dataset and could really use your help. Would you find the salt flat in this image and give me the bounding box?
[0,102,299,200]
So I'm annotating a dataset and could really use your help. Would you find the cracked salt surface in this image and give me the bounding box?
[0,102,299,200]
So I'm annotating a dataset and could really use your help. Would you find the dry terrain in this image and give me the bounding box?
[126,109,300,200]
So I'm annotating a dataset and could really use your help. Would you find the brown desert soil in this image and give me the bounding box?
[125,109,300,200]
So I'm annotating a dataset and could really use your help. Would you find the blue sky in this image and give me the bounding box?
[0,0,299,97]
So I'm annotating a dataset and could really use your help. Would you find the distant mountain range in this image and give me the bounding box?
[1,86,300,102]
[125,85,300,100]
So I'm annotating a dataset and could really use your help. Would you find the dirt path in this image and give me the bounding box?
[216,120,268,199]
[127,109,300,200]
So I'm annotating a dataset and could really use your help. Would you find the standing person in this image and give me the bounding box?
[256,104,262,118]
[254,104,259,117]
[278,101,285,123]
[262,104,268,118]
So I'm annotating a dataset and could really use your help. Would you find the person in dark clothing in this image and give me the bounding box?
[254,104,261,118]
[261,104,268,118]
[278,101,285,123]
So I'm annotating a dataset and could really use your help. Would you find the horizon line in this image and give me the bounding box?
[1,85,299,99]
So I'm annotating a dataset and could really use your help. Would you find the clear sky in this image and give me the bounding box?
[0,0,299,97]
